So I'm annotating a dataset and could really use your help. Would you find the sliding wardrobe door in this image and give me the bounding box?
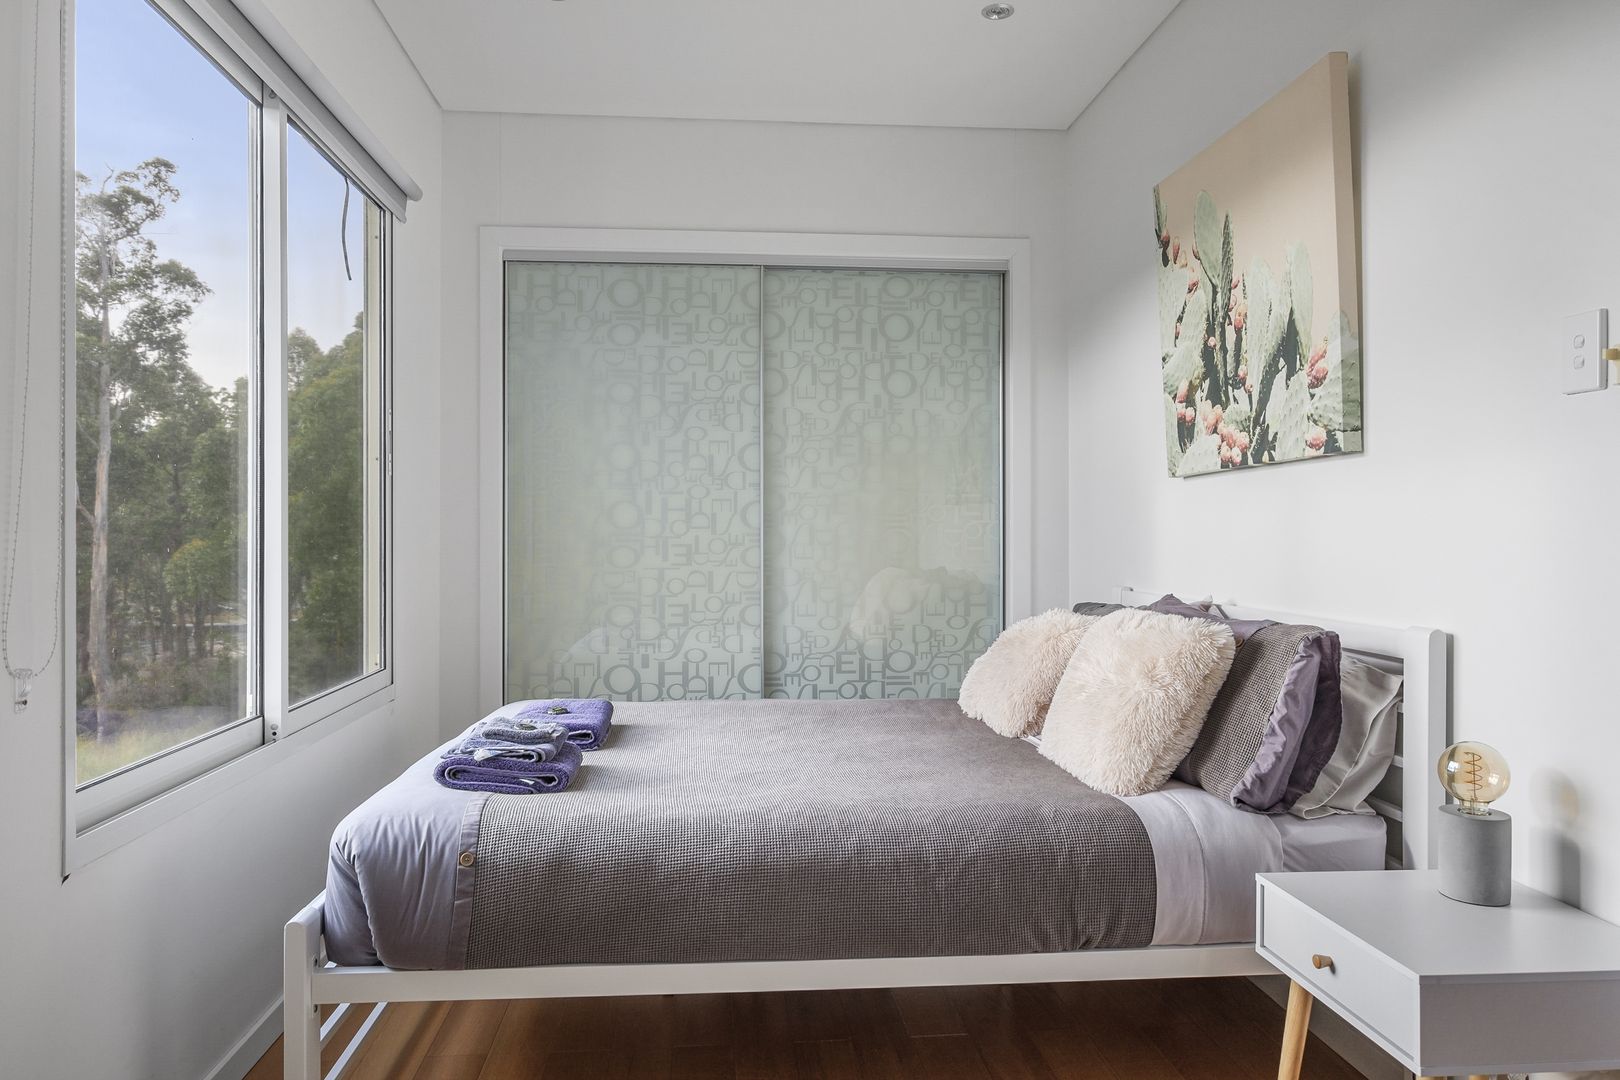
[504,263,763,701]
[762,269,1003,698]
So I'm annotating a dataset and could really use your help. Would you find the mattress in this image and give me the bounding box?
[324,699,1384,970]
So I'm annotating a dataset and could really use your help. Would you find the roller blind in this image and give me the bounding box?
[152,0,420,218]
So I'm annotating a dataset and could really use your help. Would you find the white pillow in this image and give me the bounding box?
[1039,608,1237,796]
[1290,656,1404,818]
[958,609,1100,737]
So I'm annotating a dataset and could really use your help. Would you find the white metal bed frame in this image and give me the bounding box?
[282,587,1448,1080]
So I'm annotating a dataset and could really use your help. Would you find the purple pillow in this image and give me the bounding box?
[1153,597,1343,813]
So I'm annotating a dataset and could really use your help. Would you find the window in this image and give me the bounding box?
[285,126,386,708]
[71,0,393,835]
[502,262,1002,702]
[74,0,256,787]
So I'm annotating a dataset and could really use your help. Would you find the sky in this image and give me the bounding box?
[77,0,366,390]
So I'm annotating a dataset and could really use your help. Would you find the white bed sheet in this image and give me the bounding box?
[1124,780,1386,945]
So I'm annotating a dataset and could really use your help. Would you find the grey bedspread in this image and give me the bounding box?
[326,699,1157,970]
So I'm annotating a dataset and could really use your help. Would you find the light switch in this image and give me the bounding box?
[1562,309,1608,394]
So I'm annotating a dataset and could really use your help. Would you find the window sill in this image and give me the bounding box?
[64,682,396,875]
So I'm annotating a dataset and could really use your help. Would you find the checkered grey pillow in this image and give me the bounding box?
[1172,622,1344,813]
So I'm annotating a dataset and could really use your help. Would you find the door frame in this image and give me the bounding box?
[477,225,1034,710]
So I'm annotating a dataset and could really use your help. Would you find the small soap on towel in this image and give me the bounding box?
[512,698,614,750]
[434,740,584,795]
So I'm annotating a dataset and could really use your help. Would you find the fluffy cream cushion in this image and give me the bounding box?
[958,609,1100,737]
[1040,608,1237,796]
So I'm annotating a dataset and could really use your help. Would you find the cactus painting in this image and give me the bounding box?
[1156,53,1361,477]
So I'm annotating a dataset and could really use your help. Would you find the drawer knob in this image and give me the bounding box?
[1311,954,1335,972]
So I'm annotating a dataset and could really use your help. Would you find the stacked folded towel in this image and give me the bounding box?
[435,739,583,795]
[443,719,569,762]
[511,698,614,750]
[431,699,614,794]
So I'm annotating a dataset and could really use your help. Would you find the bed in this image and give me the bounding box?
[284,589,1447,1080]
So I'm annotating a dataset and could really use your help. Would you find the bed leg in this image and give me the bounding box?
[285,896,326,1080]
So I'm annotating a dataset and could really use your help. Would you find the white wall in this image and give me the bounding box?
[0,1,442,1076]
[1064,0,1620,921]
[439,111,1072,732]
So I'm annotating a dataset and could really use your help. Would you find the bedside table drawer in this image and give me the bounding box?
[1259,886,1417,1056]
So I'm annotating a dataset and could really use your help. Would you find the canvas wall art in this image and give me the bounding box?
[1156,52,1361,477]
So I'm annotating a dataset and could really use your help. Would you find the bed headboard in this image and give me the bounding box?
[1117,587,1449,871]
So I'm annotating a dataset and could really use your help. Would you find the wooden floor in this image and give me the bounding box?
[246,978,1363,1080]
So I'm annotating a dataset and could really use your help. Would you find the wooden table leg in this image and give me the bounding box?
[1277,980,1314,1080]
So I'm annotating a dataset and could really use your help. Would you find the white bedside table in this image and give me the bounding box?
[1256,870,1620,1079]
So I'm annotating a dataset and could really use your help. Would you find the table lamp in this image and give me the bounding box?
[1435,740,1512,906]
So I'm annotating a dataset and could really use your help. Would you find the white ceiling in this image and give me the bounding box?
[373,0,1178,130]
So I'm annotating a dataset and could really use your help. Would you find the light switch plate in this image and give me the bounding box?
[1562,309,1608,394]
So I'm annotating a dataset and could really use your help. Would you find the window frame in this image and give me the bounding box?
[63,0,396,868]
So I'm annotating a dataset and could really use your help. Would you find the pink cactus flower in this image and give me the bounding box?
[1237,364,1248,381]
[1160,231,1171,247]
[1235,432,1251,453]
[1186,272,1200,294]
[1308,362,1329,389]
[1179,406,1195,424]
[1205,334,1218,349]
[1231,273,1242,291]
[1309,338,1328,367]
[1305,427,1327,453]
[1244,377,1255,395]
[1202,404,1223,435]
[1175,381,1189,404]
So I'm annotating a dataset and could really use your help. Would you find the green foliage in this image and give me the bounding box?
[1270,368,1314,461]
[1176,430,1222,478]
[1161,286,1207,396]
[288,321,368,701]
[1193,192,1221,287]
[1154,186,1170,267]
[75,159,367,773]
[1333,312,1363,434]
[1285,242,1314,353]
[1163,396,1184,475]
[1242,257,1282,375]
[1158,262,1190,353]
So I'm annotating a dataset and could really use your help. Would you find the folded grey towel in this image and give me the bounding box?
[473,718,570,745]
[443,722,569,763]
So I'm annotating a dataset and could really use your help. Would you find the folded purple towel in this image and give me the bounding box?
[512,698,614,750]
[433,740,583,795]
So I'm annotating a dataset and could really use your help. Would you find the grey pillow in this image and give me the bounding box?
[1291,656,1404,818]
[1171,619,1344,814]
[1070,594,1209,617]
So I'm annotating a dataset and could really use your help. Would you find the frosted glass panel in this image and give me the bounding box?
[762,269,1002,698]
[504,263,763,701]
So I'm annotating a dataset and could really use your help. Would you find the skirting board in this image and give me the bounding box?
[1250,975,1406,1080]
[205,995,282,1080]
